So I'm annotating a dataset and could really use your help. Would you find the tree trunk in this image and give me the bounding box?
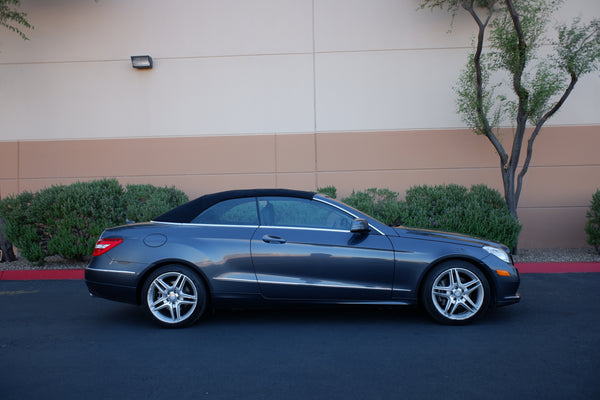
[501,168,520,254]
[0,218,16,262]
[500,161,518,218]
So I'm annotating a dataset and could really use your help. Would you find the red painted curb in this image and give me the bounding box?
[516,262,600,274]
[0,269,85,281]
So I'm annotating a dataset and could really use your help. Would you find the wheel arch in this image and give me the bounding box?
[136,259,212,306]
[416,256,497,307]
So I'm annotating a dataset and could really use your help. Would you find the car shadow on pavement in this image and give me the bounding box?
[203,305,434,327]
[90,299,521,329]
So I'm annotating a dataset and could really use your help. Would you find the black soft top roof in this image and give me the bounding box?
[154,188,316,223]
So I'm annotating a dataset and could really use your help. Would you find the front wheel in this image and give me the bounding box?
[142,265,207,328]
[421,260,490,325]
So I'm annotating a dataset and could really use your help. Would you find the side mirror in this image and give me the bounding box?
[350,218,370,233]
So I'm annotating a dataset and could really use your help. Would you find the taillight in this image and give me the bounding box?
[92,238,123,257]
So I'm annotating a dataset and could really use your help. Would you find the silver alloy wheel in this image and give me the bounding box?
[147,271,198,324]
[430,267,484,321]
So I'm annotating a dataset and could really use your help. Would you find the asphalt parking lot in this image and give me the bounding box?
[1,273,599,400]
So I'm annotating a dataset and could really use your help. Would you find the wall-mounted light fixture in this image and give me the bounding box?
[131,55,153,69]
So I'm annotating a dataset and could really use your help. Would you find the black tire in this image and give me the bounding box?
[421,260,490,325]
[142,265,207,328]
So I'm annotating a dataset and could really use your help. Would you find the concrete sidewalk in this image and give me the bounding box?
[1,262,600,280]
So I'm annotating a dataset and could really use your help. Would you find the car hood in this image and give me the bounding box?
[391,226,510,251]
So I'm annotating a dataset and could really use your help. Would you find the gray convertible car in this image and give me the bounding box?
[85,188,520,328]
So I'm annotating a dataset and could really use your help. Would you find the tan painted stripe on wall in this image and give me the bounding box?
[0,142,18,179]
[18,136,276,178]
[1,126,598,248]
[0,134,319,199]
[317,129,498,171]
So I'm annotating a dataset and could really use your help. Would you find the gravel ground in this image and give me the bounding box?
[1,248,599,271]
[0,255,89,271]
[513,247,600,263]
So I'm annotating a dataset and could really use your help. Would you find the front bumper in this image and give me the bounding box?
[483,255,521,307]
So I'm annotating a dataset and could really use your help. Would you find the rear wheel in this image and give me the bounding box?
[421,260,490,325]
[142,265,207,328]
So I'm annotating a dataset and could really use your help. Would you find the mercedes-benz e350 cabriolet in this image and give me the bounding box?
[85,189,520,328]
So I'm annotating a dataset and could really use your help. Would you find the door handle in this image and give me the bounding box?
[262,235,286,244]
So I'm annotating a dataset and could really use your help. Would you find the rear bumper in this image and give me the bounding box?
[86,278,138,305]
[85,256,145,305]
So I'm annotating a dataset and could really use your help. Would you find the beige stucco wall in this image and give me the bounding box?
[1,0,599,248]
[1,0,599,141]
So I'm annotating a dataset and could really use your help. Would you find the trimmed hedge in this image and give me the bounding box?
[124,183,189,223]
[342,188,402,226]
[317,186,338,199]
[0,179,188,265]
[332,184,520,250]
[585,189,600,254]
[397,184,521,250]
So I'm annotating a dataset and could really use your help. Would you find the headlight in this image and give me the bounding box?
[483,246,511,264]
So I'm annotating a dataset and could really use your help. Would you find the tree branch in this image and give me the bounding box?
[503,0,529,188]
[462,1,509,167]
[515,73,578,202]
[504,0,528,96]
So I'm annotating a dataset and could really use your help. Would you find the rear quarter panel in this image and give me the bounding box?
[93,223,261,298]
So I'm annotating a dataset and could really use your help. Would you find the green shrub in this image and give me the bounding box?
[124,184,188,223]
[397,184,521,249]
[316,184,520,249]
[44,180,126,261]
[0,179,189,265]
[0,191,45,264]
[317,186,337,199]
[342,188,402,226]
[585,189,600,254]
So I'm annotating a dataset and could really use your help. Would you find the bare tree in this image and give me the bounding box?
[419,0,600,221]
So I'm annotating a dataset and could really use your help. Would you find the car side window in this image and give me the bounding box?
[258,197,353,230]
[191,197,259,225]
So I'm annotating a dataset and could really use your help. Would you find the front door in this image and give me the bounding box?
[250,197,395,300]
